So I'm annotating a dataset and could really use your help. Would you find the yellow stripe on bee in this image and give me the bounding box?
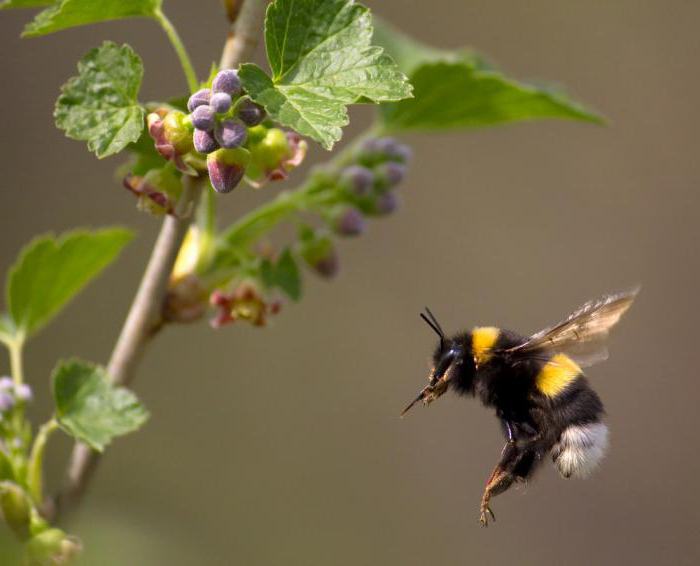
[536,353,582,397]
[471,327,500,367]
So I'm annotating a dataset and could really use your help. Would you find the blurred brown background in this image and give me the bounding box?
[1,1,699,564]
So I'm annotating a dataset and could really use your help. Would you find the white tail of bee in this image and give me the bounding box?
[552,422,609,479]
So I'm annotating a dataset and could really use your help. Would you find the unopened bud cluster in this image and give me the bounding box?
[337,137,409,220]
[144,69,307,195]
[298,137,410,278]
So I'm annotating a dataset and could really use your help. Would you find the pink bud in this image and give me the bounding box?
[206,148,250,193]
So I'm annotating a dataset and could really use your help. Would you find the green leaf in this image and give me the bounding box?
[7,228,133,338]
[52,359,149,452]
[22,0,161,37]
[240,0,412,149]
[55,42,146,158]
[372,17,462,74]
[380,60,603,133]
[261,249,301,302]
[0,0,53,9]
[0,314,14,346]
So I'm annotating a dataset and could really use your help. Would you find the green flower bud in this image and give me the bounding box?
[246,128,307,188]
[246,125,268,145]
[25,528,76,564]
[162,110,194,154]
[0,482,31,539]
[148,110,198,174]
[257,128,289,169]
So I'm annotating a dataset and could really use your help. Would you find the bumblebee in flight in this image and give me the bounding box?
[402,289,638,526]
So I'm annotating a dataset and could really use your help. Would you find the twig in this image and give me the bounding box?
[219,0,267,70]
[52,176,202,518]
[50,0,268,522]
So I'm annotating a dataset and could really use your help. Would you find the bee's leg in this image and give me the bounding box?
[479,442,521,527]
[479,433,555,525]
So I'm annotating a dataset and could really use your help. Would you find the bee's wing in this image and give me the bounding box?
[504,288,639,368]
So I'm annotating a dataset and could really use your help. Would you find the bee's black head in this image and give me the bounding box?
[423,308,479,396]
[401,308,473,417]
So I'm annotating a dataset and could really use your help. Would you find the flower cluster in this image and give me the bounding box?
[0,377,32,419]
[337,137,409,220]
[299,136,411,278]
[163,136,411,328]
[144,69,307,196]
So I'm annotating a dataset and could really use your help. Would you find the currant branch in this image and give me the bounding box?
[51,2,270,524]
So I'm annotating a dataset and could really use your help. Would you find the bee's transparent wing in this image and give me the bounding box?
[505,288,639,368]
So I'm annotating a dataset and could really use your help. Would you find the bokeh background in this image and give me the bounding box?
[1,1,699,564]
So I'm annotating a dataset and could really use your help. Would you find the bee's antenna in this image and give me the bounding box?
[420,307,445,349]
[424,307,444,336]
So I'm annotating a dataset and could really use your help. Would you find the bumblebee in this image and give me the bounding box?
[402,289,638,526]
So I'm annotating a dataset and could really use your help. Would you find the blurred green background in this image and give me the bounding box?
[1,0,699,564]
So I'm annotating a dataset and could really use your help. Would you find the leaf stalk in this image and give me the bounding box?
[154,8,199,93]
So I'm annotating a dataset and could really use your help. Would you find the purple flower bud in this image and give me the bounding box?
[387,142,412,163]
[237,100,266,126]
[207,148,250,193]
[299,235,339,278]
[212,69,242,96]
[373,137,401,156]
[193,129,219,154]
[14,384,32,403]
[187,88,211,112]
[208,159,245,193]
[313,250,339,279]
[358,137,412,165]
[0,377,13,391]
[376,161,406,188]
[210,92,232,114]
[191,105,216,131]
[375,191,400,215]
[334,207,365,237]
[360,138,383,155]
[0,392,14,412]
[339,165,374,197]
[214,120,247,149]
